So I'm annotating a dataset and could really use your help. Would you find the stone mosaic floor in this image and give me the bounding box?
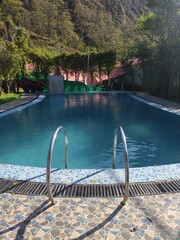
[0,192,179,240]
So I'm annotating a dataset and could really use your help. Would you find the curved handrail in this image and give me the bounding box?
[46,126,68,204]
[113,125,129,205]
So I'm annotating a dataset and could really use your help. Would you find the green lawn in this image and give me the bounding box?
[0,93,20,105]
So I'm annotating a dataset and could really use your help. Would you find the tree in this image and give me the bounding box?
[103,51,116,82]
[136,12,164,42]
[0,47,21,93]
[69,52,87,81]
[0,0,23,26]
[135,0,180,100]
[72,0,123,51]
[55,52,73,80]
[28,47,55,80]
[92,52,104,84]
[87,52,98,85]
[12,27,30,77]
[54,3,84,50]
[30,0,51,38]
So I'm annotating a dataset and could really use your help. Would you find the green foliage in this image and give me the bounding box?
[71,0,124,51]
[146,0,179,11]
[53,50,116,83]
[64,80,87,92]
[102,51,116,78]
[28,47,57,78]
[0,93,20,104]
[0,0,147,53]
[28,0,83,50]
[54,52,75,78]
[136,12,163,40]
[134,41,157,60]
[0,48,21,80]
[13,27,30,50]
[135,0,180,101]
[0,0,24,29]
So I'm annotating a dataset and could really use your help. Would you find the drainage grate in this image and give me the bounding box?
[0,178,179,197]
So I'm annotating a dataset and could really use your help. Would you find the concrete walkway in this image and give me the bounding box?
[0,94,38,113]
[136,92,180,110]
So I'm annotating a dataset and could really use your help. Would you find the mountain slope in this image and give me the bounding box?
[0,0,148,51]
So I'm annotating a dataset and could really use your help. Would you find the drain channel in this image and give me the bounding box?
[0,178,179,197]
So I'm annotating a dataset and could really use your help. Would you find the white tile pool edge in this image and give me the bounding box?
[0,163,179,184]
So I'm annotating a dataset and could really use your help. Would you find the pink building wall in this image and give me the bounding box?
[61,66,126,86]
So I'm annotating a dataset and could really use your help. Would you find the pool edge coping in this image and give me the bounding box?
[0,163,179,185]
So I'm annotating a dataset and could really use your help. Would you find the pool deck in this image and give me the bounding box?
[134,92,180,115]
[0,92,180,239]
[0,93,38,113]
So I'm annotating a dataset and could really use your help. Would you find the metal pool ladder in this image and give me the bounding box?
[46,126,68,205]
[46,125,129,205]
[113,125,129,205]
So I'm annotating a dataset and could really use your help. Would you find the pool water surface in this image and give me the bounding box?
[0,93,180,169]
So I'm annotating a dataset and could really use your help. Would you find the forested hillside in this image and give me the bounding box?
[0,0,180,102]
[0,0,147,51]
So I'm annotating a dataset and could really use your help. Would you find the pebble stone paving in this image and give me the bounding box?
[0,192,179,240]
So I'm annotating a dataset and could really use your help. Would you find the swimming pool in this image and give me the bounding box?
[0,93,180,170]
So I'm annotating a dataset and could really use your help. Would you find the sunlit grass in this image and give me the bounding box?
[0,93,20,105]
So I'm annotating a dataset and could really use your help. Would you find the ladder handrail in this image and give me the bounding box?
[46,125,128,205]
[46,126,68,204]
[113,125,129,205]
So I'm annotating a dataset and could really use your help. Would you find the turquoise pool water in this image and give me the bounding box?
[0,93,180,169]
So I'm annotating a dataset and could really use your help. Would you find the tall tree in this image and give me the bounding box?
[103,51,116,82]
[28,47,55,80]
[135,0,180,100]
[0,46,21,93]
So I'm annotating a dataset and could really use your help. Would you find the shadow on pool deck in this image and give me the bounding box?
[0,192,179,239]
